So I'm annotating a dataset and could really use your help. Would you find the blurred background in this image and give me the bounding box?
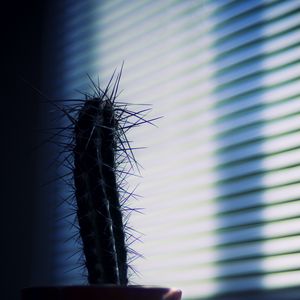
[2,0,300,299]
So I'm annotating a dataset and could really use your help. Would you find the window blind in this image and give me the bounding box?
[47,0,300,299]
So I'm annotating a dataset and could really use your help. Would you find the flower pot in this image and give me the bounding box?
[21,285,182,300]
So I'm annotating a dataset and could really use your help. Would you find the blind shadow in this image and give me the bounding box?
[208,2,268,297]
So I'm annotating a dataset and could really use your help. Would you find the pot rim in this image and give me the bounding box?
[22,284,179,291]
[22,285,182,300]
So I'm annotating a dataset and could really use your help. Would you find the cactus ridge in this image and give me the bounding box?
[46,68,158,285]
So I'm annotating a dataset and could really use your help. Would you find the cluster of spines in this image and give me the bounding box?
[45,68,157,285]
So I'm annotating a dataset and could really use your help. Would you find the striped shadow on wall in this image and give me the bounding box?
[43,0,300,299]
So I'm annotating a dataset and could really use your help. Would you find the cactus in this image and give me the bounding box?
[74,99,126,284]
[50,68,157,286]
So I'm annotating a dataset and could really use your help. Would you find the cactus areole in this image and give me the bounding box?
[74,98,128,285]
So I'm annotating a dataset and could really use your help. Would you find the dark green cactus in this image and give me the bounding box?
[50,69,158,285]
[74,97,127,285]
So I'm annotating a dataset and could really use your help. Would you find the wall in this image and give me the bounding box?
[1,1,48,299]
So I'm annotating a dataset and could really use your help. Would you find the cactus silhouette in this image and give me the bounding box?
[50,68,158,285]
[74,97,127,284]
